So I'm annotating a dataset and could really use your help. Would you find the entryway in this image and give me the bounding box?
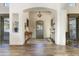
[24,7,56,44]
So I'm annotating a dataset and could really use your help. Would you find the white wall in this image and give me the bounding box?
[9,3,67,45]
[67,8,79,13]
[0,3,9,14]
[10,3,58,13]
[66,4,79,13]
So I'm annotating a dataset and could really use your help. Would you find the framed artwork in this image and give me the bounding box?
[12,13,19,32]
[13,21,19,32]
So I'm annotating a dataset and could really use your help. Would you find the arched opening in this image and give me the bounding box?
[23,7,56,44]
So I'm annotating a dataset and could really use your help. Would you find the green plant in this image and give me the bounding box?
[66,39,72,45]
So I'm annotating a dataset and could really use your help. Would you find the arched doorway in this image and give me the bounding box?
[23,7,56,44]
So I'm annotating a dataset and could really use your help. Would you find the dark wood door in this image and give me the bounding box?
[36,21,44,39]
[76,18,79,40]
[0,16,4,44]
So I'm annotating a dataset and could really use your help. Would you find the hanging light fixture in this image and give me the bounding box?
[37,11,42,18]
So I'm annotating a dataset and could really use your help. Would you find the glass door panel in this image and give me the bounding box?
[69,18,77,40]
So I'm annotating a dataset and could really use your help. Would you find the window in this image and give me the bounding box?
[4,18,9,32]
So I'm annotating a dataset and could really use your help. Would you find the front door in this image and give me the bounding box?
[36,21,44,39]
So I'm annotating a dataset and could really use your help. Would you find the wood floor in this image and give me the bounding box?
[0,39,79,56]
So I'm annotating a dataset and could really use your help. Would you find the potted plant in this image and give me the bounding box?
[66,39,72,45]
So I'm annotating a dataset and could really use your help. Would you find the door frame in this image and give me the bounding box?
[0,14,9,44]
[66,14,79,45]
[36,20,44,39]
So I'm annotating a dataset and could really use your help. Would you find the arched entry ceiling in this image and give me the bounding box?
[23,7,56,14]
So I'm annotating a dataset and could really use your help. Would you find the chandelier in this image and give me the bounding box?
[37,11,42,18]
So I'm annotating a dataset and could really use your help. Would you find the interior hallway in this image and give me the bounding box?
[0,39,79,56]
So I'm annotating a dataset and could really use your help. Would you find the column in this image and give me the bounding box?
[55,4,67,45]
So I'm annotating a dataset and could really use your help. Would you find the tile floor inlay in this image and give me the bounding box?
[0,39,79,56]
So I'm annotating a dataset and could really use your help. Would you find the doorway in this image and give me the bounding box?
[23,7,56,44]
[0,14,9,45]
[67,14,79,47]
[36,21,44,39]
